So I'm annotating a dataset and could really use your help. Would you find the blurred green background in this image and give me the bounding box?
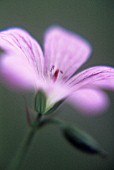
[0,0,114,169]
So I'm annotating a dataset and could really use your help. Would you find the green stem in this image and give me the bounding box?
[7,126,37,170]
[7,117,64,170]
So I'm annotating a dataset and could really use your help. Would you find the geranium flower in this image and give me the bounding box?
[0,26,114,114]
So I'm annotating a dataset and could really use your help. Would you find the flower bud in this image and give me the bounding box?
[62,125,107,158]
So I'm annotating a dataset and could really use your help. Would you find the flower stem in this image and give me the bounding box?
[7,116,64,170]
[7,126,37,170]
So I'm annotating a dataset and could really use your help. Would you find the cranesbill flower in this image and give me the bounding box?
[0,26,114,114]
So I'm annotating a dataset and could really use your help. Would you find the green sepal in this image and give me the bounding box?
[45,99,64,115]
[62,125,107,158]
[34,90,47,114]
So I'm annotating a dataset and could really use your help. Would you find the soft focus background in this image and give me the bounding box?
[0,0,114,170]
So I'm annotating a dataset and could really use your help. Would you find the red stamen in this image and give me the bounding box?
[53,69,59,82]
[50,65,63,82]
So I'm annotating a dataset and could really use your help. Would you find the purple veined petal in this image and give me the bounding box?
[44,26,92,82]
[0,28,44,90]
[67,66,114,91]
[67,88,109,115]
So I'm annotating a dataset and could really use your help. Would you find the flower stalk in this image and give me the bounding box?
[7,126,38,170]
[7,109,59,170]
[7,112,64,170]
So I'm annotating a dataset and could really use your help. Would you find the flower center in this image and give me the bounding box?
[50,65,63,82]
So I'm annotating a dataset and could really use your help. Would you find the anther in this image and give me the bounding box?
[50,65,54,72]
[50,65,63,82]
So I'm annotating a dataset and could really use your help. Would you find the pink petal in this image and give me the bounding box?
[67,88,109,115]
[0,28,44,90]
[67,66,114,91]
[44,26,92,81]
[44,81,70,107]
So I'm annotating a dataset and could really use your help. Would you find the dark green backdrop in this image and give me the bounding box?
[0,0,114,169]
